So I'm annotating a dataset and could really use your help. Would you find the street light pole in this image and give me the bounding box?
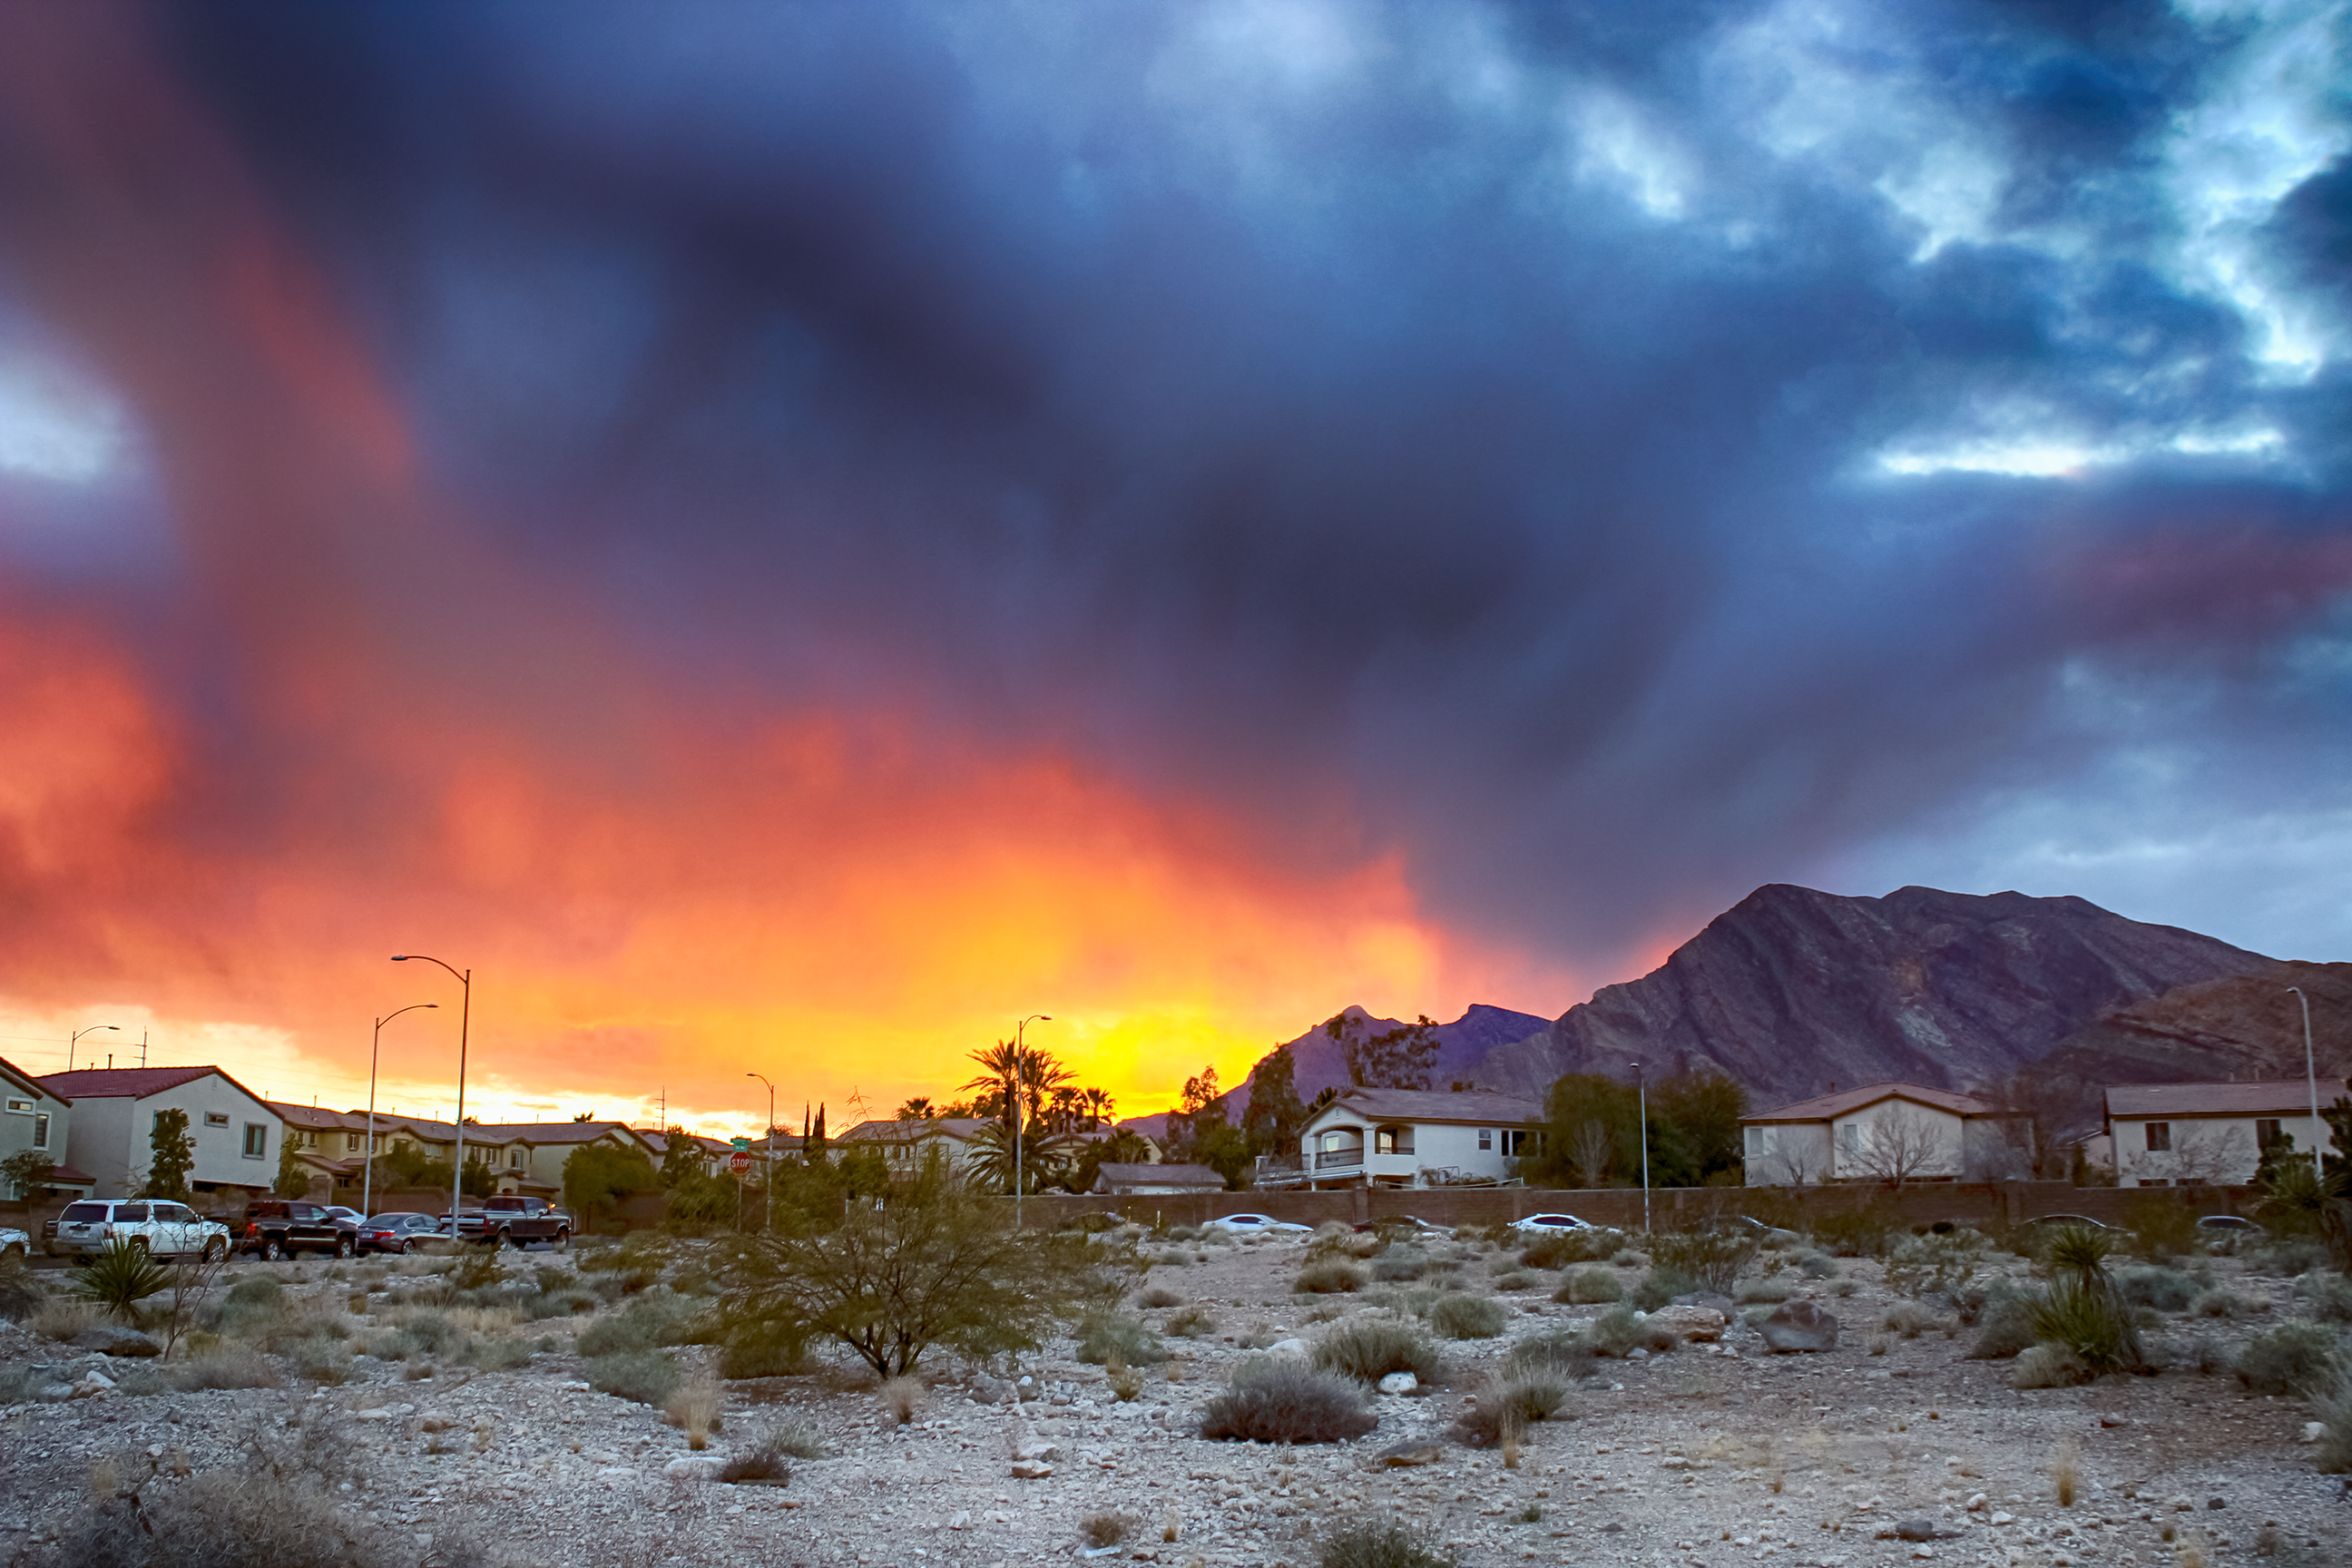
[68,1024,119,1068]
[392,956,471,1236]
[1013,1014,1051,1230]
[2289,986,2320,1169]
[1632,1063,1651,1235]
[747,1072,775,1233]
[365,1004,438,1220]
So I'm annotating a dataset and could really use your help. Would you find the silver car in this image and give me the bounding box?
[48,1199,229,1261]
[1,1225,28,1261]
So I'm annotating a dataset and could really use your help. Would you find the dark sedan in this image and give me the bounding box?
[357,1212,443,1254]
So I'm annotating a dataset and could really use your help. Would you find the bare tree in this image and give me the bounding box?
[1763,1139,1818,1189]
[1847,1104,1952,1190]
[1568,1119,1615,1189]
[2122,1124,2252,1188]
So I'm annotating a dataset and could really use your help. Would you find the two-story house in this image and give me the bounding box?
[2104,1079,2349,1188]
[1740,1083,2026,1185]
[40,1066,284,1204]
[2,1054,89,1199]
[1298,1088,1542,1190]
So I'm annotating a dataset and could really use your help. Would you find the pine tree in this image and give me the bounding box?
[143,1109,196,1202]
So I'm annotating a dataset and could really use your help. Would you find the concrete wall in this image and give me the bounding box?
[1828,1100,1966,1181]
[64,1083,283,1199]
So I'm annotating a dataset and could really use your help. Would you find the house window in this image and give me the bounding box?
[204,1112,230,1127]
[4,1097,30,1114]
[1744,1126,1764,1157]
[242,1123,268,1158]
[2256,1119,2283,1149]
[346,1133,363,1153]
[509,1151,524,1169]
[1374,1127,1414,1155]
[1477,1129,1493,1152]
[32,1112,49,1150]
[2144,1122,2171,1153]
[1838,1125,1860,1156]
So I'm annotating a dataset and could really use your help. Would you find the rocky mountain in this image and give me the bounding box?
[2035,959,2352,1088]
[1470,884,2271,1110]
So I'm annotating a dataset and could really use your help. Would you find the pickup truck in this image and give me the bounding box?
[236,1200,358,1259]
[443,1195,572,1249]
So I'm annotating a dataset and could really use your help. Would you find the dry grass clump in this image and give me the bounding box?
[1077,1312,1170,1365]
[28,1297,100,1342]
[1199,1361,1376,1444]
[2052,1437,2080,1507]
[1490,1270,1540,1292]
[1082,1512,1131,1548]
[0,1255,40,1322]
[1426,1294,1506,1340]
[1295,1259,1369,1295]
[1368,1250,1434,1283]
[1104,1356,1147,1401]
[1135,1285,1183,1309]
[2233,1321,2341,1396]
[167,1346,283,1392]
[586,1348,681,1406]
[1585,1305,1675,1358]
[755,1412,830,1459]
[1734,1278,1792,1305]
[664,1381,725,1449]
[719,1439,788,1485]
[878,1375,926,1424]
[1312,1317,1440,1383]
[1553,1267,1622,1305]
[1453,1369,1569,1447]
[1165,1304,1217,1338]
[39,1465,401,1568]
[1318,1516,1454,1568]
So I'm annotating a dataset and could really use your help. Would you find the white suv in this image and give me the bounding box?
[1,1225,28,1261]
[48,1200,229,1261]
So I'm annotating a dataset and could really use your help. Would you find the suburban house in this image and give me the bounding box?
[1297,1088,1542,1190]
[2104,1079,2350,1188]
[1092,1161,1223,1196]
[39,1066,284,1203]
[836,1116,994,1174]
[2,1054,90,1198]
[266,1102,659,1207]
[1740,1083,2028,1185]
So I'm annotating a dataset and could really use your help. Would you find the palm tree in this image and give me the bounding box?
[961,1041,1073,1192]
[1083,1087,1114,1131]
[961,1120,1081,1194]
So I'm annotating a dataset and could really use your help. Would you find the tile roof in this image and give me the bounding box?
[41,1065,274,1106]
[1,1054,66,1102]
[1094,1161,1222,1187]
[2105,1079,2351,1119]
[1744,1082,2003,1123]
[1314,1088,1542,1125]
[838,1117,992,1142]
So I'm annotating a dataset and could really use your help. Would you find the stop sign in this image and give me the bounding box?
[729,1152,753,1175]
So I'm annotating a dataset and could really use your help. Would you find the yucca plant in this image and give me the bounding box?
[2027,1225,2142,1374]
[72,1237,172,1323]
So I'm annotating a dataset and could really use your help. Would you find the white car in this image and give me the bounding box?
[1508,1212,1597,1235]
[48,1199,230,1261]
[1204,1212,1312,1235]
[1,1225,28,1261]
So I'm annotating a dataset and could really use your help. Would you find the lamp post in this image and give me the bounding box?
[69,1024,119,1068]
[1632,1063,1651,1235]
[2289,986,2321,1169]
[364,1004,438,1220]
[1013,1013,1051,1230]
[391,955,471,1234]
[746,1072,775,1233]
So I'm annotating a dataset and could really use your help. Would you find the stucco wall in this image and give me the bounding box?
[1828,1100,1966,1181]
[65,1079,282,1198]
[2111,1112,2318,1188]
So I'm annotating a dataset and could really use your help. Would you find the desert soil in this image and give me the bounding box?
[2,1229,2345,1568]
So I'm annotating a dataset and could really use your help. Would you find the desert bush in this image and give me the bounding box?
[576,1290,706,1356]
[34,1465,402,1568]
[1136,1285,1183,1309]
[1318,1516,1454,1568]
[1648,1230,1758,1295]
[1083,1512,1130,1548]
[753,1412,829,1459]
[879,1375,926,1424]
[1295,1259,1369,1295]
[1313,1317,1440,1383]
[289,1334,353,1385]
[1734,1278,1791,1305]
[1491,1270,1540,1292]
[1968,1283,2038,1359]
[1812,1201,1905,1258]
[2028,1277,2142,1374]
[169,1346,281,1391]
[459,1338,534,1371]
[1883,1232,1983,1298]
[2298,1275,2352,1324]
[71,1238,172,1321]
[2115,1266,2197,1313]
[1427,1294,1506,1340]
[2122,1197,2201,1260]
[2190,1286,2256,1318]
[1506,1331,1596,1383]
[1516,1228,1623,1269]
[1553,1267,1622,1305]
[1105,1356,1146,1400]
[27,1296,97,1342]
[0,1255,40,1322]
[396,1309,460,1355]
[1369,1250,1433,1283]
[2244,1237,2332,1277]
[1453,1369,1569,1446]
[586,1348,682,1406]
[1199,1360,1376,1444]
[720,1436,789,1485]
[1165,1304,1217,1338]
[1077,1311,1170,1365]
[1629,1270,1694,1312]
[1585,1305,1674,1358]
[2233,1321,2342,1396]
[715,1308,810,1378]
[524,1288,600,1320]
[2012,1343,2092,1388]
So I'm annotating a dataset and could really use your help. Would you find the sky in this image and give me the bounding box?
[0,0,2347,1138]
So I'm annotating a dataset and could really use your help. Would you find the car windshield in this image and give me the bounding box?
[60,1203,107,1221]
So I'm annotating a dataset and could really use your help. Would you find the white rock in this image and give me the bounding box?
[1377,1373,1418,1396]
[71,1370,116,1398]
[1965,1494,1987,1511]
[946,1511,971,1530]
[2304,1422,2327,1444]
[1010,1459,1054,1479]
[1264,1338,1310,1361]
[662,1456,725,1481]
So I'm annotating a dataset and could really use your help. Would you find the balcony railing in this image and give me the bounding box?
[1314,1148,1364,1170]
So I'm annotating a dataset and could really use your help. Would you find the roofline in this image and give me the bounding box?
[1741,1083,2006,1124]
[42,1063,279,1112]
[0,1054,66,1104]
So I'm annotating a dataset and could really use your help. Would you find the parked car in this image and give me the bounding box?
[2018,1213,2113,1231]
[357,1212,443,1254]
[1,1225,28,1261]
[237,1200,359,1259]
[47,1199,230,1261]
[1356,1215,1452,1237]
[1509,1212,1596,1235]
[1203,1212,1312,1235]
[2196,1215,2264,1235]
[320,1206,366,1226]
[440,1194,572,1249]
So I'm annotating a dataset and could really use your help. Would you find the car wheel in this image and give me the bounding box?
[128,1236,150,1256]
[394,1238,412,1255]
[554,1229,570,1251]
[201,1238,225,1263]
[261,1237,287,1262]
[496,1228,517,1250]
[334,1234,354,1259]
[2,1241,23,1262]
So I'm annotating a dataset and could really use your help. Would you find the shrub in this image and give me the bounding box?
[2028,1277,2143,1375]
[577,1291,705,1356]
[0,1256,42,1322]
[1318,1517,1453,1568]
[170,1346,281,1391]
[1968,1285,2038,1359]
[1505,1331,1596,1383]
[1426,1294,1506,1340]
[1165,1304,1216,1338]
[1629,1270,1693,1312]
[1586,1305,1674,1358]
[1313,1318,1440,1383]
[1105,1357,1146,1400]
[587,1348,682,1406]
[2122,1197,2201,1260]
[1733,1278,1791,1305]
[1295,1260,1369,1295]
[290,1334,354,1385]
[70,1238,172,1322]
[1491,1270,1540,1292]
[1883,1232,1983,1298]
[1199,1361,1376,1444]
[1077,1312,1170,1365]
[26,1297,96,1342]
[878,1375,926,1424]
[2012,1343,2092,1388]
[1083,1512,1130,1548]
[1369,1251,1432,1283]
[1553,1267,1622,1305]
[1647,1230,1758,1295]
[397,1310,461,1355]
[460,1338,534,1372]
[1516,1228,1622,1269]
[1453,1370,1569,1446]
[2244,1238,2332,1277]
[2299,1275,2352,1324]
[1792,1251,1838,1279]
[720,1438,788,1485]
[2115,1267,2197,1313]
[717,1311,811,1379]
[2190,1287,2255,1319]
[2234,1321,2342,1396]
[40,1465,401,1568]
[1136,1286,1183,1309]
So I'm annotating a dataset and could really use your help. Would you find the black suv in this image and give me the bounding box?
[238,1200,359,1259]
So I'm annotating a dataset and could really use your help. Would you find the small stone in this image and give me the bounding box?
[1377,1372,1417,1396]
[353,1408,395,1423]
[1989,1512,2014,1526]
[73,1327,161,1358]
[2207,1497,2226,1510]
[1896,1518,1936,1542]
[2305,1422,2328,1444]
[1965,1494,1987,1512]
[1759,1300,1839,1354]
[1009,1460,1054,1479]
[947,1511,970,1529]
[70,1370,116,1398]
[1647,1305,1728,1343]
[663,1456,725,1482]
[1377,1443,1445,1467]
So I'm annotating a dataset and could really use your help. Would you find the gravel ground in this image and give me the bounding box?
[2,1229,2346,1568]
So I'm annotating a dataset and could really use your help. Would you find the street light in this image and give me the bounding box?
[2289,986,2321,1169]
[747,1072,775,1233]
[392,955,471,1235]
[1013,1014,1052,1231]
[363,1004,438,1220]
[69,1024,119,1068]
[1632,1062,1651,1235]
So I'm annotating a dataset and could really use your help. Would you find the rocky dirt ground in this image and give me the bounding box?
[2,1221,2347,1568]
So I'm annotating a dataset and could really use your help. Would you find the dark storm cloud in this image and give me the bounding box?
[132,0,2352,963]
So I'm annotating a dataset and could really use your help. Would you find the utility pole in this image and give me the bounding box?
[1632,1062,1651,1235]
[1012,1014,1051,1230]
[2289,986,2321,1170]
[747,1073,776,1233]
